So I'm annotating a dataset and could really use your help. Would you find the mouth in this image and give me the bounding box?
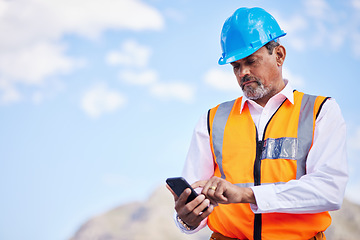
[241,80,257,89]
[240,75,260,89]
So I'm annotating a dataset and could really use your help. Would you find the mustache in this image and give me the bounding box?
[240,75,261,86]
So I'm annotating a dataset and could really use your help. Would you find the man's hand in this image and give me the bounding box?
[192,177,256,206]
[166,184,214,229]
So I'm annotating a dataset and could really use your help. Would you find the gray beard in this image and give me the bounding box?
[242,82,271,100]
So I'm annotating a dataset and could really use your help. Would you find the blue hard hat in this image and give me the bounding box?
[218,7,286,65]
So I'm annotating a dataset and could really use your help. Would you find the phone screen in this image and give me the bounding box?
[166,177,198,203]
[166,177,209,212]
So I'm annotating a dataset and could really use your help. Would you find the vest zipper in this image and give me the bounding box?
[253,99,287,240]
[254,133,263,186]
[253,128,262,240]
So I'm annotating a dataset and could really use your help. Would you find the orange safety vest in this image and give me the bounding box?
[207,90,331,240]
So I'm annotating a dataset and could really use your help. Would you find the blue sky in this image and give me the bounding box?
[0,0,359,239]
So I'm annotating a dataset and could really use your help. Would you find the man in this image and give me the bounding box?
[167,7,348,240]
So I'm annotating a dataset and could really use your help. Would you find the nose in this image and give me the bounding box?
[234,65,251,79]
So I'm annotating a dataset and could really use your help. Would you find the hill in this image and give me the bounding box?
[70,186,360,240]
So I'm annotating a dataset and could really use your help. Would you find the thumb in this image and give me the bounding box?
[166,184,179,201]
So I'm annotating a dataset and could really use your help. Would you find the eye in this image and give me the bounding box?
[246,58,256,65]
[231,63,240,70]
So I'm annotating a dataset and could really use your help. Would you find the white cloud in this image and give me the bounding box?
[0,0,164,49]
[150,82,195,103]
[164,8,186,23]
[0,42,77,85]
[275,1,360,58]
[30,79,65,104]
[282,68,305,89]
[304,0,330,19]
[203,68,240,92]
[0,78,21,104]
[0,0,164,104]
[32,91,44,105]
[275,14,308,51]
[81,83,127,118]
[106,40,152,68]
[286,37,306,52]
[119,69,158,86]
[353,0,360,9]
[0,1,7,16]
[276,14,308,35]
[106,39,196,104]
[329,28,347,50]
[40,0,164,38]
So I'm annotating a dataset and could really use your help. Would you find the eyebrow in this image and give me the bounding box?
[231,55,257,65]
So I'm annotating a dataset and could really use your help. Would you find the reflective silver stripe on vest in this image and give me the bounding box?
[235,182,286,188]
[261,137,297,160]
[211,94,318,183]
[296,94,317,179]
[212,99,236,180]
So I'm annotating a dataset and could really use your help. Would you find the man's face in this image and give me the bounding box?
[230,46,283,102]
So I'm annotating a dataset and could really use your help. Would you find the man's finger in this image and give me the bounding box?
[191,180,207,189]
[177,188,192,206]
[213,184,229,203]
[166,184,179,201]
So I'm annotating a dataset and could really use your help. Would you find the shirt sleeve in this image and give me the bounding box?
[173,112,215,233]
[181,112,215,184]
[250,98,349,213]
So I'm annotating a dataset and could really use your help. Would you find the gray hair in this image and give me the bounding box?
[264,40,280,55]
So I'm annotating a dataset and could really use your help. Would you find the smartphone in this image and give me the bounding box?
[166,177,209,212]
[166,177,199,203]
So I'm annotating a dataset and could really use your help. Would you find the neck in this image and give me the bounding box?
[254,96,271,107]
[254,79,286,107]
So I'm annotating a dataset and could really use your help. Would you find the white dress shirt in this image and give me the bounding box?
[175,80,348,233]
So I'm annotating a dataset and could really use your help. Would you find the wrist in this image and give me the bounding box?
[177,215,197,231]
[244,187,256,204]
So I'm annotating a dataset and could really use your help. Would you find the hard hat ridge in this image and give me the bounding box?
[218,7,286,65]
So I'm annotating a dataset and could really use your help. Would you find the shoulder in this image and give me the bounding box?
[316,97,344,122]
[208,97,243,113]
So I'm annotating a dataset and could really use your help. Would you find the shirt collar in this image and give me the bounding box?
[240,79,294,113]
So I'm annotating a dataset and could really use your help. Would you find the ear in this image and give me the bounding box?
[275,45,286,66]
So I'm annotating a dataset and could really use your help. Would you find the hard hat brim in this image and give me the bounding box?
[218,33,286,65]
